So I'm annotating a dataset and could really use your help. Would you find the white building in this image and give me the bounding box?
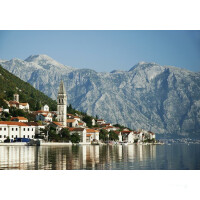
[121,130,134,143]
[86,129,99,142]
[0,121,36,142]
[68,127,87,143]
[36,112,52,122]
[67,119,79,127]
[19,103,29,110]
[96,119,106,125]
[41,104,49,112]
[92,119,96,126]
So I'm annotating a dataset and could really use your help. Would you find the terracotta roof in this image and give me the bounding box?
[0,121,28,126]
[86,129,99,133]
[25,122,42,126]
[69,127,85,132]
[9,101,19,105]
[97,119,104,121]
[36,110,49,114]
[74,116,80,119]
[122,131,133,134]
[78,122,84,125]
[86,134,92,137]
[100,123,112,127]
[19,103,28,106]
[52,121,62,126]
[11,117,28,121]
[67,119,77,123]
[67,114,74,116]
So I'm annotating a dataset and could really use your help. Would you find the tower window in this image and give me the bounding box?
[62,99,63,103]
[59,99,60,103]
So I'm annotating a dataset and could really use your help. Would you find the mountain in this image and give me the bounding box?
[1,55,200,137]
[0,64,57,111]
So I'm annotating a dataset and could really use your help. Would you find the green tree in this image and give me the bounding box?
[70,132,80,144]
[60,128,71,142]
[99,129,109,142]
[0,98,9,108]
[82,115,93,128]
[109,131,119,141]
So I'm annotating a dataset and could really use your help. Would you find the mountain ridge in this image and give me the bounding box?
[0,55,199,137]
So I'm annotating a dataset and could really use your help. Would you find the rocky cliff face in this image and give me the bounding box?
[1,55,200,136]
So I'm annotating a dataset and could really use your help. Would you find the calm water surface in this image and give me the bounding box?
[0,144,200,170]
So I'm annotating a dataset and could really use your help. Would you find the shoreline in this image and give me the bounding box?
[0,142,164,146]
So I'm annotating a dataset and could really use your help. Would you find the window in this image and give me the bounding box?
[15,135,17,138]
[32,135,34,138]
[59,99,60,103]
[28,128,29,131]
[12,135,14,138]
[16,128,18,131]
[23,135,25,138]
[23,128,25,131]
[4,128,6,131]
[4,135,6,138]
[12,128,14,131]
[0,128,2,131]
[32,128,33,131]
[28,135,29,138]
[0,135,2,138]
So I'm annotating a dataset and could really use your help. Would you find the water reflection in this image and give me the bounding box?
[0,144,200,170]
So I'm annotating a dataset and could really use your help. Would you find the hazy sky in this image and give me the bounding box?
[0,30,199,72]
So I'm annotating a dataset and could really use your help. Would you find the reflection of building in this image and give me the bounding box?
[0,145,157,170]
[0,146,35,170]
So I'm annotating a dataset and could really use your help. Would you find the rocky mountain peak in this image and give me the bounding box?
[0,55,199,137]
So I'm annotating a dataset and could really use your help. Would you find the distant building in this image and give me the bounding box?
[96,119,105,125]
[11,116,28,122]
[7,94,29,111]
[41,104,49,112]
[13,94,19,102]
[36,112,52,122]
[86,129,99,142]
[67,119,78,127]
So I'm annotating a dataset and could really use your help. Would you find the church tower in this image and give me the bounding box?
[57,80,67,127]
[14,94,19,102]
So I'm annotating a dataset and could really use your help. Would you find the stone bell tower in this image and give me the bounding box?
[57,80,67,127]
[14,94,19,102]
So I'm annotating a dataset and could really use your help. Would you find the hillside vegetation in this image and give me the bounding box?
[0,65,57,111]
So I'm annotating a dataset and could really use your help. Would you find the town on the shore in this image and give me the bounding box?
[0,81,157,145]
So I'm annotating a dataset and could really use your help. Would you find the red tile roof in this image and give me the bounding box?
[52,121,63,126]
[69,127,85,132]
[86,129,99,133]
[11,117,28,121]
[19,103,28,106]
[0,121,28,126]
[67,119,77,123]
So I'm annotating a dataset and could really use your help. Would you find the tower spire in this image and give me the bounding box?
[58,80,66,94]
